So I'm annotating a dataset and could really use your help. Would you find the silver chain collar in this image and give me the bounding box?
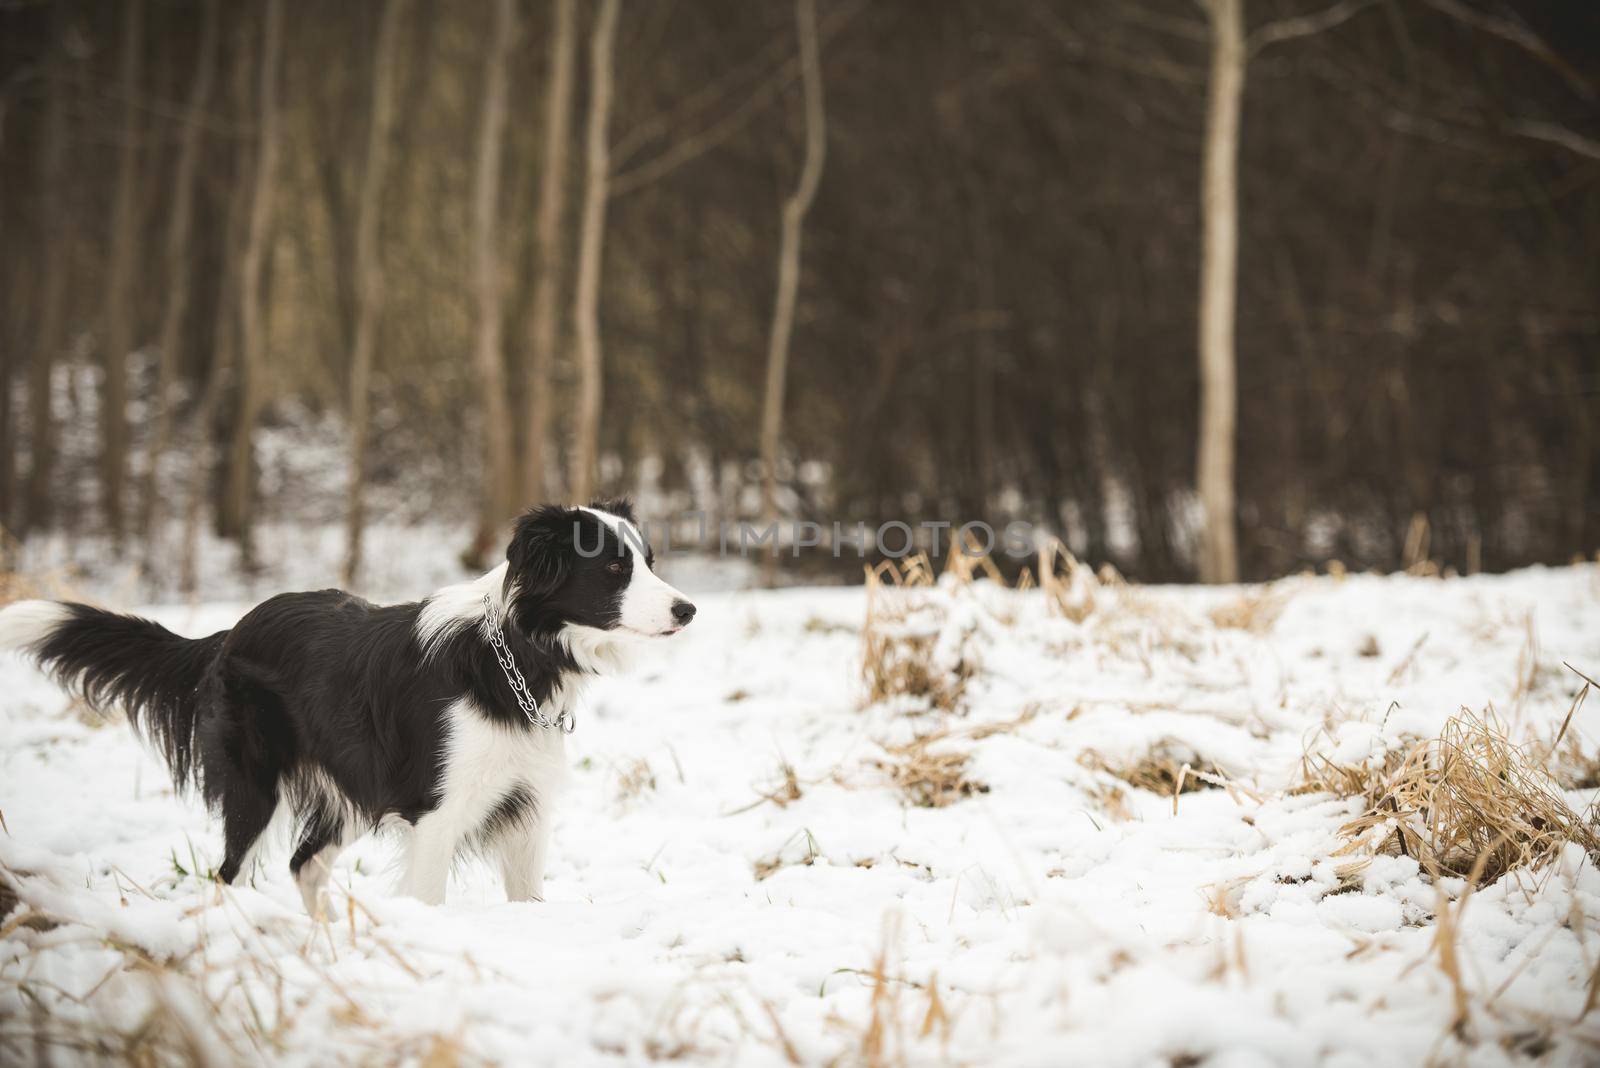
[482,593,575,733]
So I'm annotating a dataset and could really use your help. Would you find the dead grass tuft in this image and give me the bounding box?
[614,758,657,803]
[0,558,79,608]
[1303,705,1600,884]
[860,554,971,711]
[1080,739,1225,802]
[869,710,1034,808]
[824,913,951,1068]
[1037,539,1098,623]
[1208,588,1287,634]
[874,739,988,809]
[1542,665,1600,790]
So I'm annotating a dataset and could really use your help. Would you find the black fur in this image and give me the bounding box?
[12,498,689,892]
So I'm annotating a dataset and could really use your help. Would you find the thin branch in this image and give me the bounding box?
[609,0,864,198]
[612,29,795,166]
[1419,0,1595,102]
[1507,119,1600,163]
[1111,3,1209,43]
[1247,0,1379,57]
[1029,5,1205,85]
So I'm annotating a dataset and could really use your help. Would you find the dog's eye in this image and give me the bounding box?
[607,560,626,575]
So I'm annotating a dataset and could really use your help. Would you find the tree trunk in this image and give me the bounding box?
[227,0,285,570]
[101,0,144,546]
[523,0,578,507]
[343,0,410,586]
[468,0,518,564]
[182,30,256,594]
[1197,0,1244,584]
[26,28,70,537]
[570,0,621,505]
[758,0,827,585]
[141,0,218,573]
[0,91,12,538]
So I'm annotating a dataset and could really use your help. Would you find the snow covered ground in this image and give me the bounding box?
[2,561,1598,1066]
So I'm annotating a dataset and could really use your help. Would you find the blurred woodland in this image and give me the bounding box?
[0,0,1596,587]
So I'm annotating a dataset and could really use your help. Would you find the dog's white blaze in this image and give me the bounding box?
[0,599,71,654]
[401,696,571,905]
[618,561,686,635]
[581,506,689,636]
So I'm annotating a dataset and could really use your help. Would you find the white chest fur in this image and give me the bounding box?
[400,693,576,904]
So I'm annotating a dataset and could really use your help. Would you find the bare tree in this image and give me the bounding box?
[0,86,14,536]
[570,0,621,505]
[1195,0,1243,584]
[181,22,257,594]
[343,0,411,586]
[469,0,518,563]
[758,0,827,583]
[523,0,578,507]
[25,20,69,537]
[1196,0,1377,583]
[226,0,285,569]
[100,0,144,546]
[141,0,218,570]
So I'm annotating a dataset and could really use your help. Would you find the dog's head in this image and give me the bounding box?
[503,499,695,642]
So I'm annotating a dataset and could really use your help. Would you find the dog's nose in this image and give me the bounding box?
[671,600,696,626]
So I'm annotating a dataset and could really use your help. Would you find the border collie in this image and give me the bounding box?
[0,499,692,916]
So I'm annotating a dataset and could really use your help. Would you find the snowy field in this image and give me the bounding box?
[2,560,1598,1066]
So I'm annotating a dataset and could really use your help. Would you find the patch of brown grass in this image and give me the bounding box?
[874,738,987,809]
[860,554,970,711]
[1080,739,1225,802]
[1304,706,1600,884]
[870,709,1037,808]
[0,559,78,607]
[615,758,657,803]
[1542,665,1599,791]
[1036,539,1098,623]
[1208,588,1288,634]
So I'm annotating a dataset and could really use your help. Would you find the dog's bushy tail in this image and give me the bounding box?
[0,600,229,789]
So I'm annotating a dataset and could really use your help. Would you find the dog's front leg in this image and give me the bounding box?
[499,815,552,902]
[403,810,461,905]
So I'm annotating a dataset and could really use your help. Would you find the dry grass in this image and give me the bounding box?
[1036,539,1099,623]
[823,913,951,1068]
[726,757,806,815]
[859,554,970,711]
[1208,588,1287,634]
[873,739,988,809]
[1543,665,1600,791]
[1303,706,1600,884]
[615,758,657,803]
[870,709,1034,809]
[0,860,500,1067]
[1079,738,1225,804]
[0,559,78,608]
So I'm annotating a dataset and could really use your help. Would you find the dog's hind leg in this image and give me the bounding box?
[204,659,294,887]
[290,817,349,920]
[215,775,279,886]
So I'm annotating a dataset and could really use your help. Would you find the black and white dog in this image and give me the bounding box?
[0,500,692,916]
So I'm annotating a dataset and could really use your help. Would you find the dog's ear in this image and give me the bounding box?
[506,505,580,599]
[587,496,636,525]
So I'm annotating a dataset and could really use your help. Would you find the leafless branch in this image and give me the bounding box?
[1419,0,1594,102]
[1507,119,1600,163]
[1248,0,1379,57]
[610,0,864,198]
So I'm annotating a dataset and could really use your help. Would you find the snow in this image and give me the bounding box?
[2,560,1599,1065]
